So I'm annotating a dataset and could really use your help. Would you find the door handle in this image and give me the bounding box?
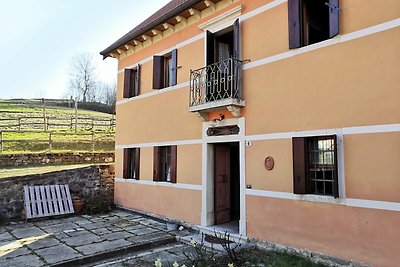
[220,175,227,183]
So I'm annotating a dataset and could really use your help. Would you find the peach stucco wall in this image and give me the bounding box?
[114,182,201,224]
[344,132,400,203]
[111,0,400,265]
[246,195,400,267]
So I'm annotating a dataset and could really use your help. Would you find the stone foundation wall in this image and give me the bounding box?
[0,164,115,219]
[0,152,114,167]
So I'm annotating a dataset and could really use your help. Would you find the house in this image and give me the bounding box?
[100,0,400,266]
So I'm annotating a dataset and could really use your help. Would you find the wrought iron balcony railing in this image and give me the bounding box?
[189,58,243,111]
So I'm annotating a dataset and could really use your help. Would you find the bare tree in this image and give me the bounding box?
[97,81,116,111]
[67,52,97,102]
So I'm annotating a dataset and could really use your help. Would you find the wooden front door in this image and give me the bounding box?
[214,144,231,225]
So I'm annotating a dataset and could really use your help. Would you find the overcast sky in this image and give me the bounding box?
[0,0,170,99]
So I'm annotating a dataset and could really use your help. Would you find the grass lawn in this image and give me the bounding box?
[0,164,92,179]
[1,130,114,153]
[240,249,326,267]
[0,99,115,153]
[0,99,112,119]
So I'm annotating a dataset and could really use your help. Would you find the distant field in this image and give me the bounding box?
[0,99,115,153]
[0,164,92,179]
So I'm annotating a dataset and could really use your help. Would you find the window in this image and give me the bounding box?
[123,64,141,98]
[153,49,177,89]
[292,135,339,197]
[288,0,339,49]
[123,148,140,179]
[205,19,241,102]
[153,146,177,183]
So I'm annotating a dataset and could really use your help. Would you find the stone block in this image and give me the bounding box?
[35,244,82,264]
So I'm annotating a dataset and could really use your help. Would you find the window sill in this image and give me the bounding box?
[296,194,342,204]
[154,180,175,184]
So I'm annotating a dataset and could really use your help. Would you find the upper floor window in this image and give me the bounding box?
[288,0,339,49]
[153,145,177,183]
[123,148,140,179]
[123,64,141,98]
[206,18,240,65]
[292,135,339,197]
[153,49,177,89]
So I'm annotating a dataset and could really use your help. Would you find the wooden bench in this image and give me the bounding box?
[23,185,74,220]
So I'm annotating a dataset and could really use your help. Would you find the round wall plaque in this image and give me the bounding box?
[264,156,274,170]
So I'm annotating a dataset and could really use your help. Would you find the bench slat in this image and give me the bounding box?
[29,186,37,218]
[40,186,49,216]
[44,185,54,216]
[24,186,32,219]
[50,185,60,214]
[55,185,65,215]
[35,186,43,217]
[64,185,75,213]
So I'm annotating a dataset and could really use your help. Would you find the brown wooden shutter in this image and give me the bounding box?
[153,56,164,89]
[135,64,141,96]
[170,146,177,183]
[332,135,339,198]
[123,69,132,98]
[171,49,178,86]
[153,146,160,181]
[288,0,302,49]
[123,148,130,178]
[292,137,307,194]
[233,18,240,59]
[206,31,215,65]
[329,0,340,38]
[135,148,140,180]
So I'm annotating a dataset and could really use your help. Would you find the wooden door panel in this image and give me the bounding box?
[214,144,231,225]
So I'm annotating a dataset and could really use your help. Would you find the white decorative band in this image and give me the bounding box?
[115,177,202,191]
[115,139,202,149]
[246,123,400,141]
[246,189,400,212]
[116,81,190,106]
[243,18,400,70]
[115,123,399,149]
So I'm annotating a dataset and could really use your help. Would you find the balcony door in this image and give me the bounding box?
[206,19,240,102]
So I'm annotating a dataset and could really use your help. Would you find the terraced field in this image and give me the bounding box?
[0,99,115,153]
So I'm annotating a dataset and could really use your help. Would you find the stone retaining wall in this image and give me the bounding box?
[0,152,114,167]
[0,164,115,219]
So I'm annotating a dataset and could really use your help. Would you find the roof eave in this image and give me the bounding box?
[100,0,202,59]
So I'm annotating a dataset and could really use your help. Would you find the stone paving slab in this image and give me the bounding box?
[26,237,61,250]
[0,254,45,267]
[64,233,103,247]
[76,239,132,255]
[0,209,194,267]
[84,242,195,267]
[35,244,82,264]
[11,227,46,239]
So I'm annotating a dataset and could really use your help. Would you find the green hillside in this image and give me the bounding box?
[0,99,115,153]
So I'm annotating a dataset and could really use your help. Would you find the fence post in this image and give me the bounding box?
[42,98,47,131]
[0,131,3,153]
[49,132,52,152]
[91,131,95,152]
[74,99,78,133]
[18,118,21,131]
[91,119,94,132]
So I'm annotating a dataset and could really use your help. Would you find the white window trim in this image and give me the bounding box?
[199,5,242,33]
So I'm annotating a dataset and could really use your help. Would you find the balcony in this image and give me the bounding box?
[189,58,245,118]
